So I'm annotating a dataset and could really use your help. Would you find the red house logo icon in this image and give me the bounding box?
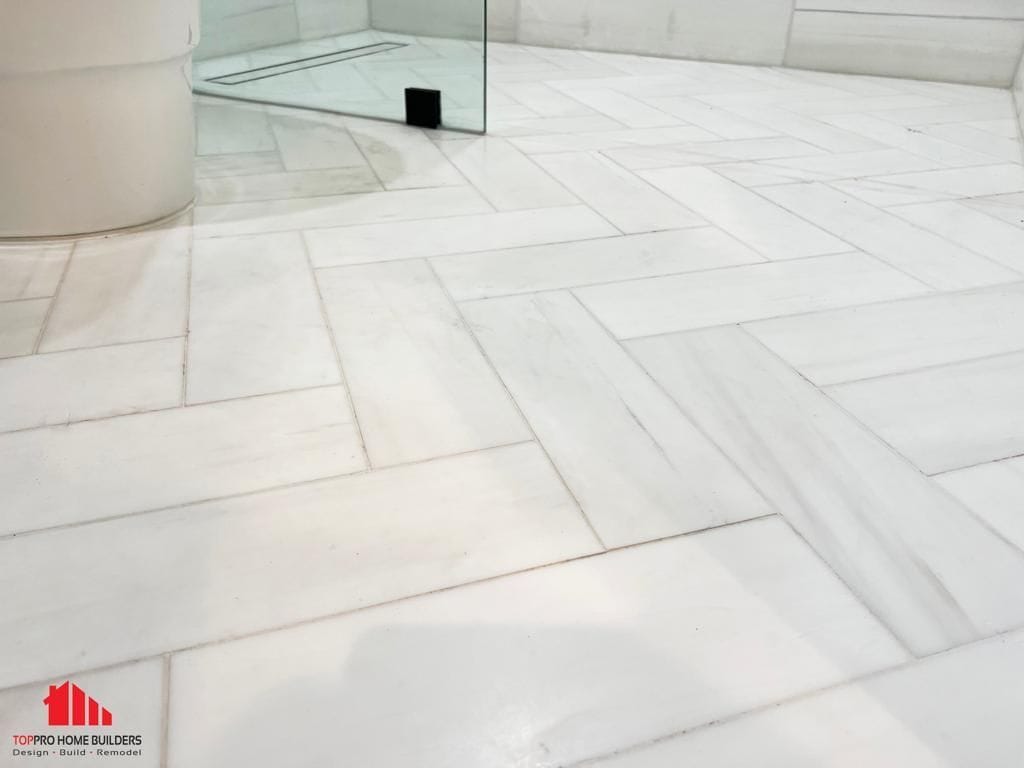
[44,681,113,726]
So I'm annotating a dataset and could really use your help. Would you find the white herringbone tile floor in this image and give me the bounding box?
[3,41,1024,768]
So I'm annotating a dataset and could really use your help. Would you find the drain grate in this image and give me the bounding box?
[206,42,408,85]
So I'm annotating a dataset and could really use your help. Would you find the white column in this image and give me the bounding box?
[0,0,200,237]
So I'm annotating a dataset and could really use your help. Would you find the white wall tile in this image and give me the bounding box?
[786,12,1024,87]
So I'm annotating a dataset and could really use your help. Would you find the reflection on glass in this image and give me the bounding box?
[193,0,486,133]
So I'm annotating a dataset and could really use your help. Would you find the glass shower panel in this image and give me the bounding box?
[192,0,486,133]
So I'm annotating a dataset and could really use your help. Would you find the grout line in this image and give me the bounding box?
[299,233,373,470]
[31,241,75,354]
[0,438,537,542]
[160,655,171,768]
[0,513,777,696]
[423,258,608,551]
[180,235,194,406]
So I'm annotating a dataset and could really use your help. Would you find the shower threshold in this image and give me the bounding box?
[204,41,409,85]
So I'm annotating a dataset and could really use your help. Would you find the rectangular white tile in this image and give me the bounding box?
[0,299,48,358]
[461,292,772,547]
[196,167,381,204]
[508,126,720,154]
[432,228,764,300]
[195,150,284,180]
[40,226,190,352]
[167,518,908,768]
[871,98,1017,127]
[827,177,956,207]
[866,163,1024,199]
[757,148,942,180]
[533,151,705,233]
[194,186,492,238]
[590,629,1024,768]
[494,81,598,117]
[761,182,1020,289]
[890,201,1024,273]
[719,105,883,153]
[304,205,617,267]
[0,660,164,768]
[627,325,1024,655]
[0,339,183,434]
[548,87,678,128]
[639,168,849,259]
[828,350,1024,474]
[922,123,1023,164]
[0,387,364,535]
[270,112,366,171]
[0,443,595,688]
[747,282,1024,385]
[0,244,71,301]
[437,137,579,210]
[577,252,927,339]
[196,101,277,156]
[640,96,778,139]
[316,260,529,466]
[602,137,827,169]
[963,192,1024,228]
[936,458,1024,555]
[822,114,998,166]
[347,121,465,189]
[186,232,339,404]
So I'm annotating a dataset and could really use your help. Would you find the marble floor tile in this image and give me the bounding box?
[0,659,164,768]
[603,137,827,169]
[196,101,277,156]
[533,152,705,233]
[432,227,764,300]
[547,87,678,128]
[167,518,907,768]
[487,114,626,138]
[0,387,364,535]
[347,121,466,189]
[437,137,580,210]
[639,96,778,139]
[922,123,1023,164]
[269,112,366,171]
[196,166,381,205]
[863,163,1024,199]
[0,299,49,358]
[890,201,1024,273]
[589,629,1024,768]
[719,105,883,153]
[747,282,1024,385]
[962,192,1024,228]
[304,205,616,266]
[0,339,183,434]
[760,182,1020,289]
[194,150,284,179]
[186,232,339,404]
[493,81,598,117]
[0,443,595,688]
[460,292,772,547]
[508,126,720,154]
[823,114,998,166]
[935,458,1024,555]
[828,351,1024,474]
[193,186,492,238]
[871,98,1016,127]
[752,148,942,181]
[577,252,926,339]
[639,167,849,259]
[39,226,191,352]
[0,244,71,302]
[627,326,1024,655]
[316,260,529,466]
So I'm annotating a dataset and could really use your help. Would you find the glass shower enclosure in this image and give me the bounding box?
[192,0,486,133]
